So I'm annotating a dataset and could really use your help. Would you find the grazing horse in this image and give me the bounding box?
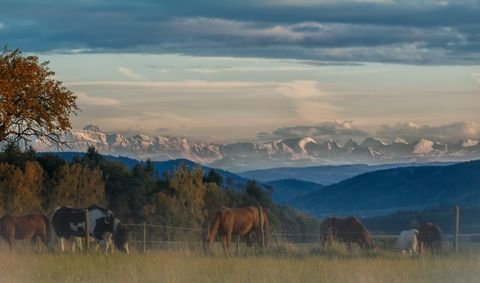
[0,214,51,251]
[205,206,269,254]
[51,205,129,254]
[320,216,375,251]
[398,229,419,256]
[417,222,442,254]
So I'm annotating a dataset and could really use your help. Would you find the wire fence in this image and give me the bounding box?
[3,206,480,254]
[119,221,480,254]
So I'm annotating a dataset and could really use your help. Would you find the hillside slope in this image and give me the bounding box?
[292,160,480,216]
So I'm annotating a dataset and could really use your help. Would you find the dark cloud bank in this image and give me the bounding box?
[1,0,480,64]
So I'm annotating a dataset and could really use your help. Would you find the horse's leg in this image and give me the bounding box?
[235,235,240,255]
[7,229,15,252]
[226,231,232,252]
[38,232,49,251]
[221,234,228,256]
[347,241,352,252]
[30,235,41,253]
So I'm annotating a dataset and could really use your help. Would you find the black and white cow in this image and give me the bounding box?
[51,205,129,254]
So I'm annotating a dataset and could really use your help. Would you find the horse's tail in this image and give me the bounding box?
[42,214,52,251]
[206,210,223,249]
[262,208,269,249]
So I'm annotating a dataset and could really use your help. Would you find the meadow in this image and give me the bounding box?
[2,244,480,283]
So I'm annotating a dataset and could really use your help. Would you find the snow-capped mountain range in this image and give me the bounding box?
[33,125,480,171]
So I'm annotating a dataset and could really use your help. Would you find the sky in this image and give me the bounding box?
[1,0,479,142]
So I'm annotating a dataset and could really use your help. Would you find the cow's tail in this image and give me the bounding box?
[42,214,53,251]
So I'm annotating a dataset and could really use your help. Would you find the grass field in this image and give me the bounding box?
[1,244,480,283]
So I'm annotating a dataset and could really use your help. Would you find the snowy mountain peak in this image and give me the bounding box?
[361,137,387,147]
[298,137,317,152]
[83,124,102,132]
[32,126,480,171]
[393,137,408,145]
[413,139,434,154]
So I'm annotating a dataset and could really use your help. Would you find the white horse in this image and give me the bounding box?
[398,229,419,256]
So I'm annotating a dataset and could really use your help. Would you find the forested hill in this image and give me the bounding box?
[265,179,324,204]
[292,159,480,216]
[1,146,321,236]
[52,152,250,188]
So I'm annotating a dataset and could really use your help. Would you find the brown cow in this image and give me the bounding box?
[320,216,375,251]
[0,214,51,251]
[417,222,442,254]
[205,206,269,254]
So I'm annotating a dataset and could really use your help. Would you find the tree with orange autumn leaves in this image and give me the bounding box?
[0,48,78,147]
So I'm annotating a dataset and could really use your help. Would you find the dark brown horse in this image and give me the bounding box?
[0,214,51,251]
[417,222,442,254]
[320,216,375,250]
[205,206,269,253]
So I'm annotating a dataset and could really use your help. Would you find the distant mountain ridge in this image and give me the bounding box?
[239,162,455,185]
[291,159,480,217]
[33,125,480,171]
[265,179,324,204]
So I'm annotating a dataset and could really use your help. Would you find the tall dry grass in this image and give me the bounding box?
[1,244,480,283]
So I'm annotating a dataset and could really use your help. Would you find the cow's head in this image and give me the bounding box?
[113,219,130,254]
[105,210,115,225]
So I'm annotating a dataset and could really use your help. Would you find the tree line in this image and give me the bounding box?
[0,144,320,235]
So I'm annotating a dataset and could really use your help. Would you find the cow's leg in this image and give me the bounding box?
[60,238,66,253]
[72,237,83,253]
[105,234,113,255]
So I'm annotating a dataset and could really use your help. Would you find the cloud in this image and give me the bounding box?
[473,72,480,83]
[118,66,146,81]
[67,80,267,89]
[274,80,340,121]
[259,121,480,142]
[376,121,480,141]
[1,0,479,64]
[187,66,313,73]
[259,121,368,140]
[75,92,121,107]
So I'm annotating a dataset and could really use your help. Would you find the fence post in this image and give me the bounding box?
[143,221,147,254]
[85,209,90,253]
[453,205,460,253]
[258,206,265,253]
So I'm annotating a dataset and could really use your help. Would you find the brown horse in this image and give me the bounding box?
[417,222,442,254]
[0,214,51,251]
[320,216,375,251]
[205,206,269,254]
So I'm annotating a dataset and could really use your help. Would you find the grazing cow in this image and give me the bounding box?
[320,216,375,251]
[205,206,269,254]
[51,205,129,254]
[398,229,419,256]
[61,233,114,254]
[0,214,51,251]
[417,222,442,254]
